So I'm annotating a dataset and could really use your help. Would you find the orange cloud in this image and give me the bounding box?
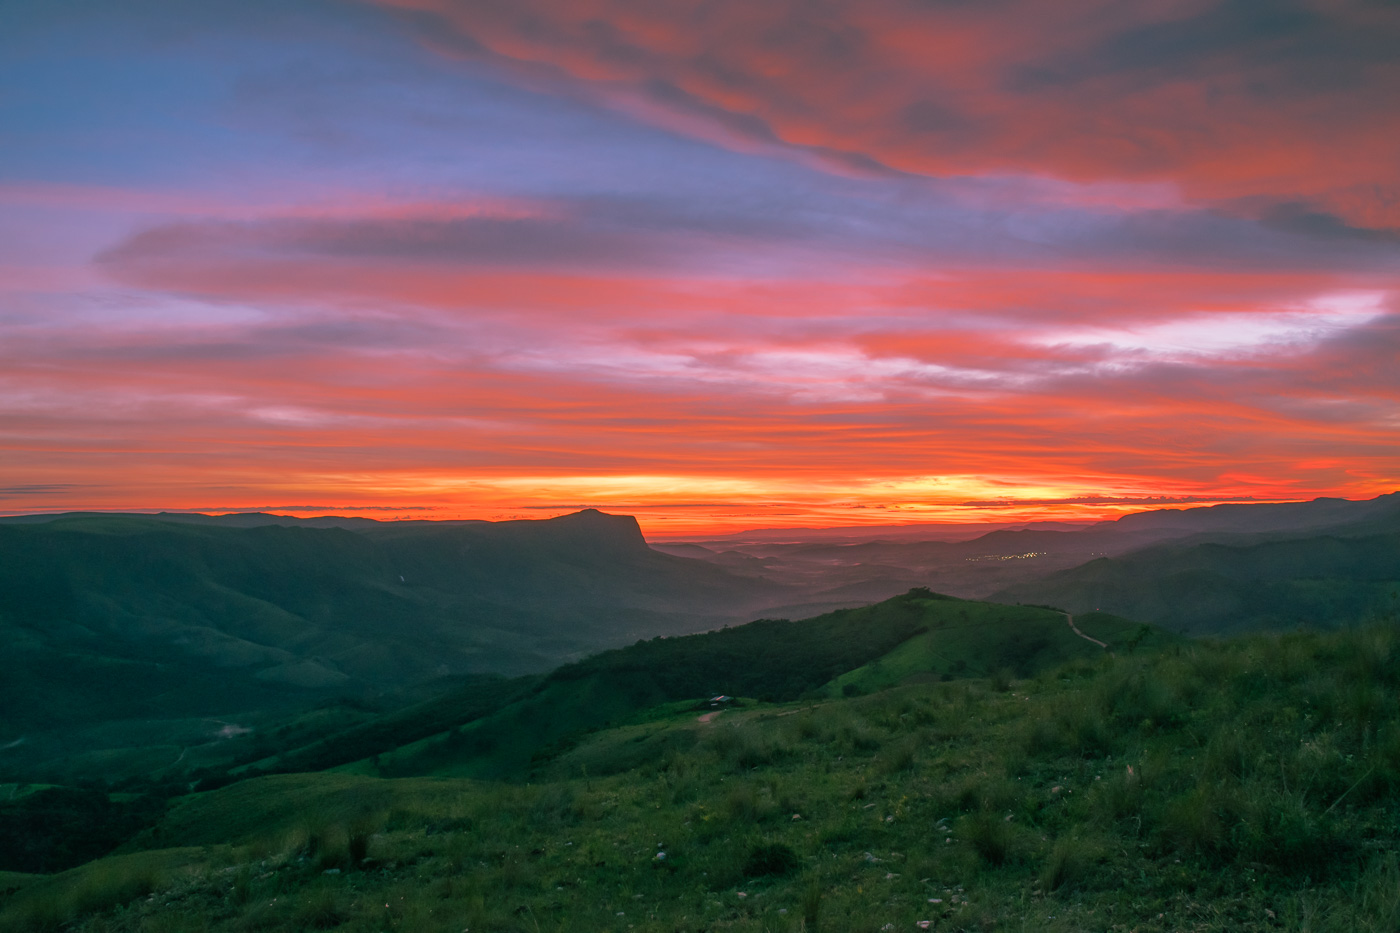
[8,221,1396,533]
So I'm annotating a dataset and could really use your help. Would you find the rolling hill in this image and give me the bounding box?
[992,527,1400,635]
[5,495,1394,783]
[7,616,1400,931]
[0,586,1169,878]
[321,589,1164,783]
[659,492,1400,608]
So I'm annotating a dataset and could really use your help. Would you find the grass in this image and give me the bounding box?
[339,589,1111,782]
[0,848,196,931]
[9,623,1400,930]
[0,871,41,896]
[826,600,1171,696]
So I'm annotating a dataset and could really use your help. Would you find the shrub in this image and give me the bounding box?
[1097,671,1185,732]
[1158,784,1234,858]
[961,810,1016,866]
[1093,762,1147,825]
[1040,834,1103,892]
[347,822,373,866]
[880,736,919,774]
[306,825,353,871]
[1234,787,1351,878]
[743,842,800,878]
[1346,855,1400,932]
[835,717,881,754]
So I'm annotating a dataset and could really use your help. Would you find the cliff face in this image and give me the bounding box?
[489,508,650,557]
[0,510,785,754]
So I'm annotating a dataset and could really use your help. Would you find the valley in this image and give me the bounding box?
[0,496,1397,931]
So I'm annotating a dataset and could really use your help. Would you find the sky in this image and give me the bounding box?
[2,0,1398,534]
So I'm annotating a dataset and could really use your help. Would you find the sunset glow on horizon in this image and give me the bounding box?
[3,1,1398,536]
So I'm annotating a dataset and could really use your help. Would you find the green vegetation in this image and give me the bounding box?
[9,595,1400,930]
[995,530,1400,635]
[340,590,1128,781]
[0,510,784,781]
[0,871,40,896]
[225,675,539,781]
[0,787,165,873]
[0,590,1102,869]
[827,602,1166,696]
[7,500,1395,785]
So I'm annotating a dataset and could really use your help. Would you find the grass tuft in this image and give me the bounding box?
[743,842,801,878]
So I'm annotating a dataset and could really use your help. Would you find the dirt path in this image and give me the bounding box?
[1064,612,1108,649]
[697,710,723,723]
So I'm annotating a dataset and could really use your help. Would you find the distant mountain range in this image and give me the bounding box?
[991,496,1400,634]
[0,510,788,759]
[659,493,1400,626]
[2,493,1395,783]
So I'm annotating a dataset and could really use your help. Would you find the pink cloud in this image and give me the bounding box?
[367,0,1400,230]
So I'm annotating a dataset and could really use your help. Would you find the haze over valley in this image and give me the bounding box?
[3,494,1396,784]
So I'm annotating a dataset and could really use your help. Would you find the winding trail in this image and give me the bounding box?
[1064,612,1108,649]
[697,711,723,723]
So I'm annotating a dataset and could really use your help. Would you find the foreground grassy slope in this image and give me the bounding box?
[10,621,1400,931]
[0,590,1134,872]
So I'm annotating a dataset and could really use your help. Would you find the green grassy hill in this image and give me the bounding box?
[827,603,1164,696]
[7,621,1400,931]
[329,590,1150,782]
[0,588,1137,875]
[194,590,938,786]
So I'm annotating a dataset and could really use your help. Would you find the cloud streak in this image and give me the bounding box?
[372,0,1400,230]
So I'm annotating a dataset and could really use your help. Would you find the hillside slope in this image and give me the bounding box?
[661,493,1400,605]
[7,623,1400,932]
[992,529,1400,635]
[0,510,786,777]
[342,589,1159,782]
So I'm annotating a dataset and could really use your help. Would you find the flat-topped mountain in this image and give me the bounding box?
[0,510,788,774]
